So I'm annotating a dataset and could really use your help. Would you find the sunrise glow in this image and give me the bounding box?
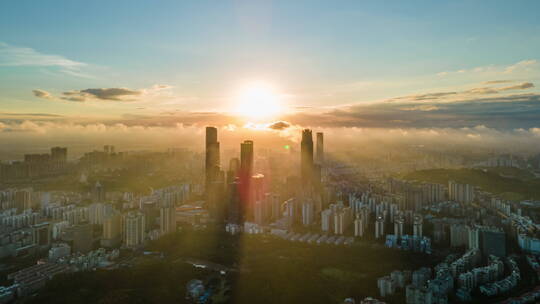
[234,82,283,120]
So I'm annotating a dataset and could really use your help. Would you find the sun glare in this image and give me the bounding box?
[235,82,282,120]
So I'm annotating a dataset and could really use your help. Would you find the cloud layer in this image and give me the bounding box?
[0,120,539,158]
[286,93,540,129]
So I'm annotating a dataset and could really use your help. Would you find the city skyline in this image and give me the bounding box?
[2,2,540,303]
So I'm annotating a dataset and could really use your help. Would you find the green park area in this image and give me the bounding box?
[27,229,435,304]
[401,168,540,201]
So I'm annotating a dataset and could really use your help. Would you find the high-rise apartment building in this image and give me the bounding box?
[32,222,51,247]
[91,181,106,203]
[123,211,145,248]
[102,212,122,247]
[334,207,352,235]
[448,181,475,204]
[15,189,32,213]
[254,200,264,225]
[50,147,67,163]
[468,226,480,250]
[62,223,93,254]
[160,206,176,235]
[375,216,385,239]
[302,201,314,226]
[354,214,364,237]
[321,209,333,232]
[88,203,113,225]
[269,193,281,221]
[394,216,404,238]
[450,224,469,247]
[481,230,506,258]
[285,198,298,226]
[413,215,423,237]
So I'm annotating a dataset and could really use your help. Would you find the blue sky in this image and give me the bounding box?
[1,0,540,128]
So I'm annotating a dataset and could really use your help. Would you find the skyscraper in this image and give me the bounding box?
[228,178,242,224]
[239,140,254,221]
[229,158,240,174]
[226,157,241,224]
[301,129,314,187]
[316,132,324,164]
[240,140,254,179]
[226,157,240,185]
[205,126,220,190]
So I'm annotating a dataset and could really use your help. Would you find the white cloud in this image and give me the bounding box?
[503,60,538,74]
[0,41,89,77]
[437,59,538,77]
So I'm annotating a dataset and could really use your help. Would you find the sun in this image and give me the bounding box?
[234,82,282,120]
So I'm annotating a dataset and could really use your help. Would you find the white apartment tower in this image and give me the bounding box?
[375,216,385,239]
[123,211,145,247]
[413,215,423,237]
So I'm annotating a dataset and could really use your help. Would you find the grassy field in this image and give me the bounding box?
[401,168,540,201]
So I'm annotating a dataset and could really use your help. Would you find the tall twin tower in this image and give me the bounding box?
[301,129,324,190]
[206,126,324,191]
[205,126,220,189]
[205,126,324,222]
[205,126,253,222]
[205,126,254,189]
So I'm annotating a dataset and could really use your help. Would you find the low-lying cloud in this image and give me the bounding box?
[0,120,539,158]
[268,121,291,130]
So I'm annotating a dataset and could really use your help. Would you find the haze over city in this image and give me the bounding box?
[1,1,540,304]
[1,1,540,155]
